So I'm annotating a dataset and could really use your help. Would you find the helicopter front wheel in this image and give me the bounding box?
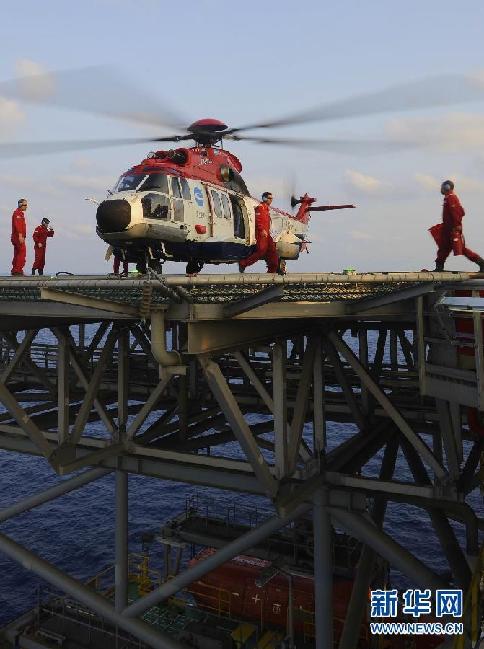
[148,258,164,274]
[185,260,204,276]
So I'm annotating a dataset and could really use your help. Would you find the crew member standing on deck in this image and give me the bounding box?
[433,180,484,272]
[238,191,283,274]
[113,247,128,276]
[32,218,54,275]
[11,198,28,276]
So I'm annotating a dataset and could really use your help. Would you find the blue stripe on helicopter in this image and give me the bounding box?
[163,241,255,262]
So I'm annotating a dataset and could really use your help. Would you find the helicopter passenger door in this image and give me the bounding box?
[207,187,233,241]
[229,195,247,241]
[169,176,184,223]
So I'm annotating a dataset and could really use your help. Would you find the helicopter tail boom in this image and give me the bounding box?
[292,194,355,224]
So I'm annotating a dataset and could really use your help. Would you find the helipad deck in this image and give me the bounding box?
[0,271,473,327]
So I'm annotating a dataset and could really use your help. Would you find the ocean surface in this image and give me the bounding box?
[0,329,482,625]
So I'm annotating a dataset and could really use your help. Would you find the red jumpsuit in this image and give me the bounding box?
[113,253,128,274]
[436,192,481,266]
[32,224,54,272]
[11,208,26,274]
[239,202,280,273]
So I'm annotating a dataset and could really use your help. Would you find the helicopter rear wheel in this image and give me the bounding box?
[186,260,204,275]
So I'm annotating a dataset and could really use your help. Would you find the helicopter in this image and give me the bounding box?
[95,118,356,275]
[1,66,484,275]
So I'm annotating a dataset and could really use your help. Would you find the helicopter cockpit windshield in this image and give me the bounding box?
[114,173,169,193]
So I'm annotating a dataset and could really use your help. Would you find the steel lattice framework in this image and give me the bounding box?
[0,271,481,649]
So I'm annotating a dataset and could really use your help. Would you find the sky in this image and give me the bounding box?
[1,0,484,274]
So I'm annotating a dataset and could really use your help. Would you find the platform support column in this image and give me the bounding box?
[313,336,326,458]
[115,470,128,612]
[313,488,333,649]
[339,436,399,649]
[358,328,370,415]
[117,327,129,442]
[57,333,70,444]
[273,341,288,478]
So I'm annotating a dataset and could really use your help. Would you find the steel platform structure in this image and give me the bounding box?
[0,271,482,649]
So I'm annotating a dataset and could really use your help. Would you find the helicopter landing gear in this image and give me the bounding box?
[136,251,164,275]
[148,258,164,274]
[277,259,287,276]
[136,257,147,274]
[185,260,204,276]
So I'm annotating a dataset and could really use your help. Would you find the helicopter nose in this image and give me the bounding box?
[96,199,131,233]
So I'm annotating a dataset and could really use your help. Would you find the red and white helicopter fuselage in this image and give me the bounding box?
[96,141,308,273]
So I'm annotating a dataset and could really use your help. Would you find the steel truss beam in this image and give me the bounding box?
[330,509,446,591]
[0,467,110,523]
[54,328,115,437]
[1,329,37,383]
[327,330,446,479]
[199,356,278,497]
[0,379,52,459]
[322,337,366,430]
[0,292,480,648]
[288,336,317,473]
[1,331,56,397]
[339,435,399,649]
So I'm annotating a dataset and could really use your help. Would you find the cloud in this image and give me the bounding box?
[0,173,60,197]
[415,172,484,193]
[70,156,99,172]
[0,97,25,135]
[344,169,389,194]
[386,112,484,152]
[56,173,114,192]
[414,174,439,192]
[15,59,55,100]
[350,229,374,240]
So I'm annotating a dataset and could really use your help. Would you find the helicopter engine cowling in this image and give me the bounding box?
[96,199,131,233]
[276,231,302,260]
[166,148,188,165]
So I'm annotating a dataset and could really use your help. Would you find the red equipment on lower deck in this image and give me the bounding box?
[188,549,360,643]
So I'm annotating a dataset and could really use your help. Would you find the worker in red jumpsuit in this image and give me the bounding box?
[11,198,28,275]
[434,180,484,272]
[113,247,129,275]
[239,192,283,274]
[32,218,54,275]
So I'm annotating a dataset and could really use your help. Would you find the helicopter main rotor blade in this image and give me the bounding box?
[228,74,484,132]
[225,134,419,153]
[0,66,189,131]
[0,134,190,158]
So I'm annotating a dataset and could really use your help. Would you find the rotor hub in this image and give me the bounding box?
[187,119,228,146]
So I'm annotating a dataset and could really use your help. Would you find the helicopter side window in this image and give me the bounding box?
[210,190,223,218]
[179,177,191,201]
[170,176,184,222]
[139,173,169,193]
[171,176,183,198]
[230,196,246,239]
[141,193,170,220]
[220,194,232,220]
